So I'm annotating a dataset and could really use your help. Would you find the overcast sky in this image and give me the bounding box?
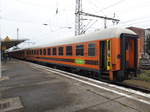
[1,0,150,48]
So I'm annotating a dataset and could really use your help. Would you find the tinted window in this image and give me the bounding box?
[40,49,42,55]
[34,50,36,55]
[88,43,96,56]
[58,47,64,56]
[66,46,72,56]
[36,50,39,55]
[47,48,51,55]
[76,45,84,56]
[52,48,57,55]
[43,49,46,55]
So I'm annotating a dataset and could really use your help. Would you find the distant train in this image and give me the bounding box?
[10,28,139,81]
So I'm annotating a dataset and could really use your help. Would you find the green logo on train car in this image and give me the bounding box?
[75,59,85,64]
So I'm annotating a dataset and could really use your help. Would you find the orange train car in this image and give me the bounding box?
[11,28,139,81]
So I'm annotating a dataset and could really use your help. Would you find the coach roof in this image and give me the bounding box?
[31,27,136,49]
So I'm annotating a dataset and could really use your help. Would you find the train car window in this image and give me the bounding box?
[76,45,84,56]
[88,43,96,56]
[40,49,42,55]
[52,48,57,55]
[47,48,51,55]
[58,47,64,56]
[34,50,36,55]
[43,49,46,55]
[32,50,34,55]
[108,41,110,50]
[66,46,72,56]
[37,50,39,55]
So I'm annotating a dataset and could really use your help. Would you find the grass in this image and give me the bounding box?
[124,70,150,89]
[137,70,150,82]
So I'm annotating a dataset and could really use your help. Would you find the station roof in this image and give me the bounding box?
[1,36,27,51]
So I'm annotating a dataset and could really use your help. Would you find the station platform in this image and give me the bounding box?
[0,59,150,112]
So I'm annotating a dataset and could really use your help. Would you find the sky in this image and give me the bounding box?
[0,0,150,48]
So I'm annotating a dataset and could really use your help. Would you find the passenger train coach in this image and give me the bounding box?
[10,28,139,81]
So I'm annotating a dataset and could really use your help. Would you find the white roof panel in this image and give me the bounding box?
[19,27,137,50]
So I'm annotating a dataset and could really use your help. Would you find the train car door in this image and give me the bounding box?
[100,40,107,71]
[100,40,112,71]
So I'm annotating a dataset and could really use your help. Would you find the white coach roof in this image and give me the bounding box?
[31,27,137,49]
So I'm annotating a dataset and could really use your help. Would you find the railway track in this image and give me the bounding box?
[113,82,150,93]
[55,66,150,94]
[91,78,150,94]
[140,64,150,70]
[28,61,150,94]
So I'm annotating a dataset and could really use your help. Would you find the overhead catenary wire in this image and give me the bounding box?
[2,0,150,37]
[119,17,150,25]
[96,0,126,13]
[81,20,98,33]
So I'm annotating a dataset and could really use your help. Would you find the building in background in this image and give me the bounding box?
[145,28,150,56]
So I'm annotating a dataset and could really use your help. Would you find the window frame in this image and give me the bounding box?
[66,46,72,56]
[32,50,34,55]
[34,50,36,55]
[40,49,42,55]
[43,48,46,55]
[88,43,96,57]
[36,49,39,55]
[58,47,64,56]
[52,47,57,56]
[47,48,51,56]
[76,44,84,56]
